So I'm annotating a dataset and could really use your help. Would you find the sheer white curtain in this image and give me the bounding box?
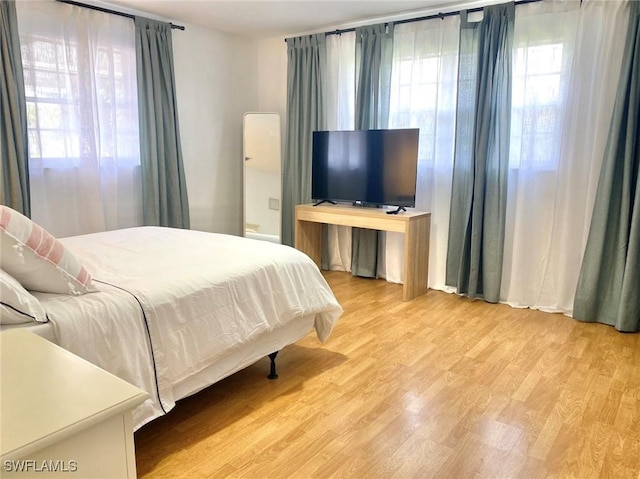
[386,17,459,288]
[327,17,459,289]
[326,32,355,271]
[17,1,142,238]
[325,19,460,287]
[502,0,629,313]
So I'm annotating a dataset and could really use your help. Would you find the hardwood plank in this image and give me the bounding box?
[136,271,640,478]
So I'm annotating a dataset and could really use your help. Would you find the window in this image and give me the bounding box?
[390,56,441,161]
[17,1,142,237]
[389,23,459,173]
[510,41,568,170]
[21,35,139,167]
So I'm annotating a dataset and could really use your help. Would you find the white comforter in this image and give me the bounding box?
[35,227,342,429]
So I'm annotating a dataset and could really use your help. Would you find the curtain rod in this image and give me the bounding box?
[55,0,186,30]
[286,0,541,41]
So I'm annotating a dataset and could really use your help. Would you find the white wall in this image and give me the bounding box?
[173,25,259,235]
[254,38,288,238]
[257,38,287,117]
[172,30,287,237]
[256,37,288,164]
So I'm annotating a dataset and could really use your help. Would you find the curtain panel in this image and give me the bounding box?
[135,17,190,229]
[387,17,460,289]
[17,1,142,237]
[282,34,327,247]
[324,19,461,286]
[0,0,30,216]
[501,0,628,312]
[445,3,515,303]
[351,23,394,278]
[573,0,640,333]
[325,32,356,272]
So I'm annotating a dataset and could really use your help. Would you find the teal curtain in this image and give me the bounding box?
[282,34,327,247]
[445,3,514,303]
[573,0,640,333]
[351,23,394,278]
[0,0,30,216]
[135,17,190,229]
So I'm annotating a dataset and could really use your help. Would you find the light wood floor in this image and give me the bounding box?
[135,271,640,478]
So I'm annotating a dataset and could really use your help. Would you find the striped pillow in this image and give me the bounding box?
[0,206,95,295]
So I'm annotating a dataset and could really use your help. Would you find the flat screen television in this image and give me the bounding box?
[311,128,419,208]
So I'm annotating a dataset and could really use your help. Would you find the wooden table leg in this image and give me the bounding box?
[295,219,323,267]
[403,216,430,301]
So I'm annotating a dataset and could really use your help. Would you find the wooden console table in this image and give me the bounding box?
[295,204,430,301]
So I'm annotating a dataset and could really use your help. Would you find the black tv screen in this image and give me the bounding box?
[311,128,419,207]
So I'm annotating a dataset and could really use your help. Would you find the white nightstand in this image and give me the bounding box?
[0,329,149,478]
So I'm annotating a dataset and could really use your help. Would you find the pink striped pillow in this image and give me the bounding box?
[0,206,95,295]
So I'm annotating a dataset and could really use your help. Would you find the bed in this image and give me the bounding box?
[0,207,343,430]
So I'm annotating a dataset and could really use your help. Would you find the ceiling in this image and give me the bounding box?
[103,0,482,39]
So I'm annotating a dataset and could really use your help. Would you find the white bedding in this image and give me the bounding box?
[33,227,342,429]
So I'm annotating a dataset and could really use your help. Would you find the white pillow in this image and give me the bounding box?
[0,269,48,324]
[0,206,95,295]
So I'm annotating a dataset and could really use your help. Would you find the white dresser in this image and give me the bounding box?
[0,329,149,478]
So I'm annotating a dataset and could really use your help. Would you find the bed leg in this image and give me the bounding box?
[267,352,279,380]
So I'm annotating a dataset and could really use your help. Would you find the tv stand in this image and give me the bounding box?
[313,200,337,206]
[295,204,430,301]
